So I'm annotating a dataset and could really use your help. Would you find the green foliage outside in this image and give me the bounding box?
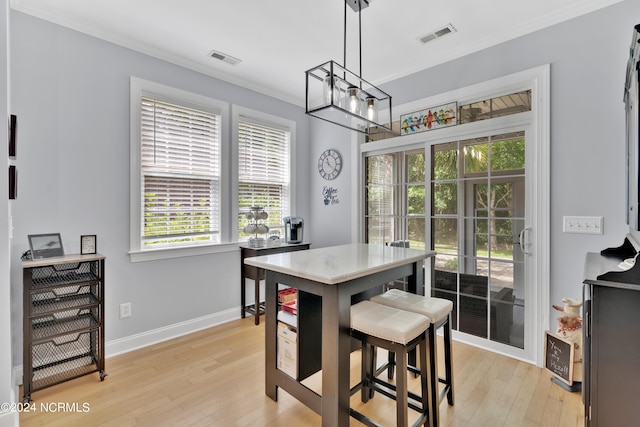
[144,193,212,245]
[432,136,525,255]
[368,135,525,255]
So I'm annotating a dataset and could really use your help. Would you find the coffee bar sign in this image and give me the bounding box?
[322,186,339,205]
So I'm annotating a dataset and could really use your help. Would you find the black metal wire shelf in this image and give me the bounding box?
[30,292,100,317]
[23,256,106,403]
[31,272,100,291]
[31,312,99,342]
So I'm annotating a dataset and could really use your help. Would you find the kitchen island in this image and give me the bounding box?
[244,243,436,427]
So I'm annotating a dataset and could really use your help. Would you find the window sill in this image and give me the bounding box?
[129,242,240,263]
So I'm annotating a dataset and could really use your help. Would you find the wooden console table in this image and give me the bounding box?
[240,242,310,325]
[244,243,435,426]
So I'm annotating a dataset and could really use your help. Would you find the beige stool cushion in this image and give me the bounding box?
[351,300,431,345]
[371,289,453,324]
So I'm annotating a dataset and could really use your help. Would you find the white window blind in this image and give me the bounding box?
[238,118,290,237]
[141,97,221,247]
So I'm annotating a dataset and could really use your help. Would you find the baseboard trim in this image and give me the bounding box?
[0,412,18,427]
[105,308,238,357]
[0,387,18,426]
[13,308,239,387]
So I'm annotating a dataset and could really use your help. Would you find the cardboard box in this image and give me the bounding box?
[277,321,297,378]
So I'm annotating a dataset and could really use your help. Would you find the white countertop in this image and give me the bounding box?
[22,253,106,268]
[244,243,435,285]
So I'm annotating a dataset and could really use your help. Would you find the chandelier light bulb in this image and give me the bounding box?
[347,86,361,116]
[323,74,340,106]
[366,96,378,122]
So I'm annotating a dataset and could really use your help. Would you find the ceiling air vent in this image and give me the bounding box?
[418,23,456,45]
[208,50,241,66]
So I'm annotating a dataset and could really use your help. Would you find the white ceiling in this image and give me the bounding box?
[10,0,622,106]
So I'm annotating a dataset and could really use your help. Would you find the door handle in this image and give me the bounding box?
[519,227,532,255]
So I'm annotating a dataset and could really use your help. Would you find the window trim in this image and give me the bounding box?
[231,105,296,241]
[129,76,230,262]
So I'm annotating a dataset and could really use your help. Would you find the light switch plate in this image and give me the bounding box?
[562,216,603,234]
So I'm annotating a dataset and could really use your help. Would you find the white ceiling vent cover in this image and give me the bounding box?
[418,24,457,44]
[208,50,242,66]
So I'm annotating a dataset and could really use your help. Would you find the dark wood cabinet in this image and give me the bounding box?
[240,243,310,325]
[583,246,640,427]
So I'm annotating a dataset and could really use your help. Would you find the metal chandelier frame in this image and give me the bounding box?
[305,0,392,134]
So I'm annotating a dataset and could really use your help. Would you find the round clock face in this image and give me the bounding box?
[318,149,342,180]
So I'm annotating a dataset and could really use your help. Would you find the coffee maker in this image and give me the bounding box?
[283,217,304,244]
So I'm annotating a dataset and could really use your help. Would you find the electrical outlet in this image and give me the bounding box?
[119,302,132,319]
[562,216,604,234]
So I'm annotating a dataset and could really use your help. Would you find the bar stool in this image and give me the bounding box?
[370,289,454,426]
[350,300,433,427]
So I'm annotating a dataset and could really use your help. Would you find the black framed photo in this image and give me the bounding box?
[28,233,64,259]
[8,165,16,200]
[9,114,16,158]
[81,234,97,255]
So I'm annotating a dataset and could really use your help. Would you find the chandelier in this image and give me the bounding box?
[305,0,392,134]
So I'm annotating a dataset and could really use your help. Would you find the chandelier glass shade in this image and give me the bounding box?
[305,1,392,134]
[306,61,392,134]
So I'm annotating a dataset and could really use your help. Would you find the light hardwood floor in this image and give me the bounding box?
[19,317,584,426]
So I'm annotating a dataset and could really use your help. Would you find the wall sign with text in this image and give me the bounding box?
[544,331,575,385]
[322,186,339,206]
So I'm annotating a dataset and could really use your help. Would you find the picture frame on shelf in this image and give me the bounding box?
[81,234,97,255]
[28,233,64,259]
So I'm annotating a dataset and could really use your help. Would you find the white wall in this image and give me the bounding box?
[8,10,311,366]
[308,118,358,248]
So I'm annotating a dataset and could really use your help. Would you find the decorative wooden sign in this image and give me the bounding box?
[544,331,575,385]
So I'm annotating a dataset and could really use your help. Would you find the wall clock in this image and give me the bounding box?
[318,149,342,180]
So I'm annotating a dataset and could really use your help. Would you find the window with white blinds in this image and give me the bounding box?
[237,118,290,239]
[140,97,221,247]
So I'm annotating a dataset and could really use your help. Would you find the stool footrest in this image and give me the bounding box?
[350,408,382,427]
[350,382,363,397]
[370,377,425,413]
[351,405,428,427]
[438,383,452,403]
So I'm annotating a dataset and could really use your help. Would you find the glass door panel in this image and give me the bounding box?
[408,217,426,250]
[432,131,526,351]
